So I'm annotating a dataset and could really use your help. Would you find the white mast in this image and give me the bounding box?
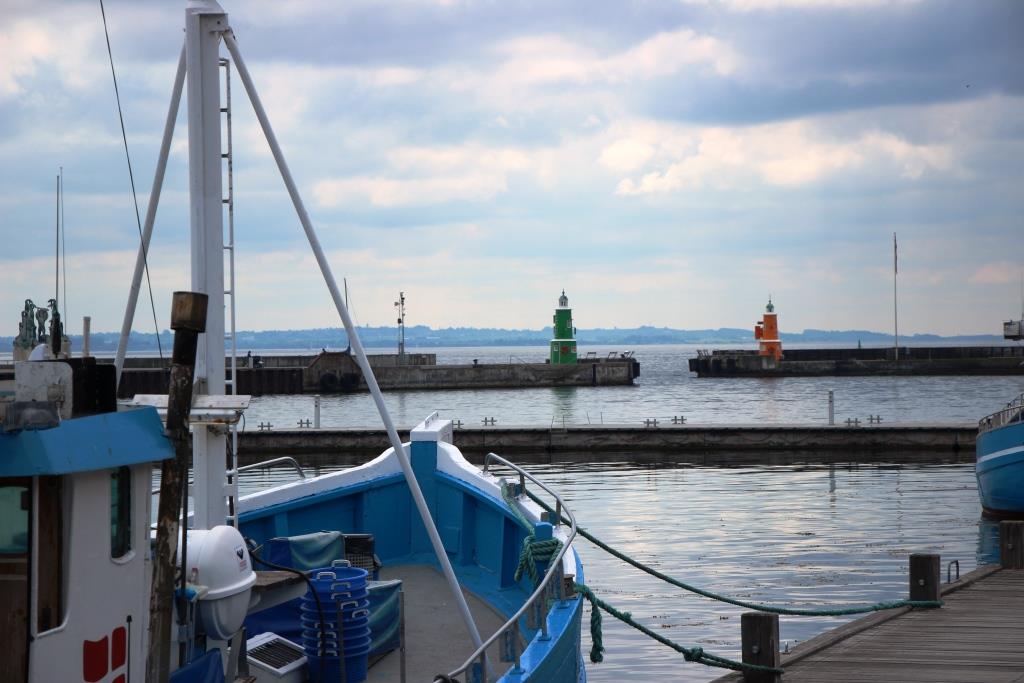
[186,0,228,528]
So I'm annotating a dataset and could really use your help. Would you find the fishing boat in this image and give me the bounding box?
[977,393,1024,518]
[0,1,585,681]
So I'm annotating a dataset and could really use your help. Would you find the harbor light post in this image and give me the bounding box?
[395,291,406,363]
[550,290,577,364]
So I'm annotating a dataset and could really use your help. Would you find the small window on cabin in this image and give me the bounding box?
[0,483,29,554]
[110,466,132,559]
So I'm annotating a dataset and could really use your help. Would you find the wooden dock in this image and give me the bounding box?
[713,521,1024,683]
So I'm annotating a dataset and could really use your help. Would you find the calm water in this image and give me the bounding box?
[240,344,1024,429]
[237,458,996,683]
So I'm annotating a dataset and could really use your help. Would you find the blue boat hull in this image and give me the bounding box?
[976,419,1024,518]
[237,434,585,682]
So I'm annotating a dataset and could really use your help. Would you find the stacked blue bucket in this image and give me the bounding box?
[301,561,371,683]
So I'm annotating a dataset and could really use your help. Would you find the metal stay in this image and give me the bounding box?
[444,453,579,683]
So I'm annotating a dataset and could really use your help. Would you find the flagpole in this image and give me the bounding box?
[893,232,898,361]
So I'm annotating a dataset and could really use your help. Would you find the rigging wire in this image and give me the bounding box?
[55,173,59,310]
[60,168,67,323]
[99,0,164,361]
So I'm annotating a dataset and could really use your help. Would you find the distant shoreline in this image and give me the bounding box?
[0,325,1013,355]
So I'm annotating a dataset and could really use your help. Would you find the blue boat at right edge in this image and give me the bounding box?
[977,392,1024,518]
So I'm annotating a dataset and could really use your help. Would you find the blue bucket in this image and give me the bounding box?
[300,598,370,618]
[309,566,368,590]
[300,614,369,633]
[301,630,371,655]
[301,587,370,605]
[303,564,372,682]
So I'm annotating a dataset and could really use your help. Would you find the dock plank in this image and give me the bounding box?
[713,568,1024,683]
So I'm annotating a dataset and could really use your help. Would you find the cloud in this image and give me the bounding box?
[599,139,655,172]
[313,144,530,207]
[613,120,953,195]
[970,262,1021,286]
[679,0,920,11]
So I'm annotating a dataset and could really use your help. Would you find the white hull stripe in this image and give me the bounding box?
[977,443,1024,465]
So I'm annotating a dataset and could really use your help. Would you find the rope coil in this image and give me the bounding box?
[501,482,563,586]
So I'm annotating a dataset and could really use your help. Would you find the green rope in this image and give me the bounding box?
[576,582,783,674]
[501,482,563,585]
[525,490,943,617]
[515,536,562,584]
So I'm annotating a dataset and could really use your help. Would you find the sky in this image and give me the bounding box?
[0,0,1022,338]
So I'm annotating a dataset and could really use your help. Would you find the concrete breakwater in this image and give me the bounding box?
[690,345,1024,377]
[237,423,976,461]
[110,350,640,396]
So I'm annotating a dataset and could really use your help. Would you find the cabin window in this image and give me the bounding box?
[0,483,29,554]
[110,467,132,559]
[0,479,30,682]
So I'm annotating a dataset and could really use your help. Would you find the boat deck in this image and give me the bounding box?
[713,566,1024,682]
[367,565,510,682]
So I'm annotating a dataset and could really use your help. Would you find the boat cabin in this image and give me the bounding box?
[0,359,172,683]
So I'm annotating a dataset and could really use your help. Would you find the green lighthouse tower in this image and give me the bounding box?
[549,290,577,364]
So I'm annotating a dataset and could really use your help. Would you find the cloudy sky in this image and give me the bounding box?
[1,0,1021,338]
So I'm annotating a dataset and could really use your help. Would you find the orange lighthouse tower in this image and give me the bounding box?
[753,297,783,361]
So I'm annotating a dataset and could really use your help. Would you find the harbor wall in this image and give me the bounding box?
[111,354,640,397]
[690,345,1024,376]
[237,424,976,460]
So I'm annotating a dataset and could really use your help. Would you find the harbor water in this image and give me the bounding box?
[241,344,1024,429]
[237,458,994,683]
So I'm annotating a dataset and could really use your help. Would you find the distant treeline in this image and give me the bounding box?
[0,325,1006,353]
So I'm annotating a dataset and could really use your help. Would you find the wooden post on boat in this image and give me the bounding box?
[1000,521,1024,569]
[741,611,780,683]
[909,553,941,601]
[146,291,208,683]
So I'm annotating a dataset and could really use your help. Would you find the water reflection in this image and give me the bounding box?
[977,516,1001,565]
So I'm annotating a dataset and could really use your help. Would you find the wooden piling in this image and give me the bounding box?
[908,553,940,601]
[146,291,207,683]
[741,611,780,683]
[1001,521,1024,570]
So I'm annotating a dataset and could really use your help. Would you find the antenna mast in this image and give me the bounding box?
[395,291,406,361]
[893,232,899,361]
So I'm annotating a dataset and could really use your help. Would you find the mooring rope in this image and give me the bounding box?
[524,489,943,616]
[501,482,563,585]
[502,482,779,675]
[575,582,783,674]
